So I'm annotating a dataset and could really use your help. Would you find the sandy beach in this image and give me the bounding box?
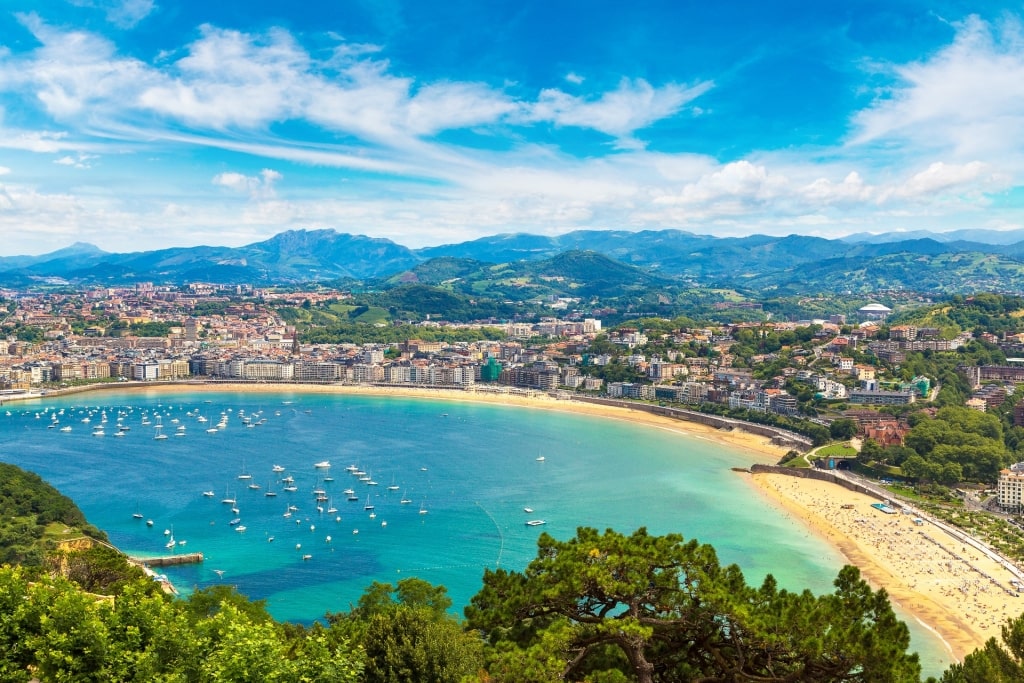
[748,472,1023,661]
[29,380,1016,662]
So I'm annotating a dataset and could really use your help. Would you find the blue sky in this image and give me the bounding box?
[0,1,1021,255]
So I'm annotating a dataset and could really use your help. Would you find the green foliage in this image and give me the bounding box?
[131,321,178,337]
[890,293,1024,336]
[467,527,921,683]
[301,321,505,345]
[0,567,365,682]
[941,613,1024,682]
[899,406,1010,483]
[0,462,103,566]
[48,544,151,595]
[335,578,482,683]
[829,418,858,440]
[362,608,483,683]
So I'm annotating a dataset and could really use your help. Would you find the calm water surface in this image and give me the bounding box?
[0,389,951,676]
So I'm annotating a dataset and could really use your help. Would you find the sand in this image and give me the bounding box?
[748,472,1023,661]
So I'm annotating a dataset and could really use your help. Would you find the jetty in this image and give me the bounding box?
[130,552,204,567]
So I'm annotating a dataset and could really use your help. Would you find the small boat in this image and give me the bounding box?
[59,426,71,432]
[248,482,261,490]
[235,525,247,532]
[206,428,218,434]
[146,520,154,527]
[272,465,285,473]
[419,502,428,515]
[525,520,547,526]
[302,554,312,560]
[523,507,534,513]
[314,460,331,469]
[387,485,400,491]
[363,494,374,511]
[202,491,215,497]
[536,456,545,462]
[132,512,144,520]
[229,518,241,526]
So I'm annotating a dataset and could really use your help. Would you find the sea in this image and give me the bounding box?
[0,389,951,677]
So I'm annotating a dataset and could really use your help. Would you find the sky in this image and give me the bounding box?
[0,1,1023,255]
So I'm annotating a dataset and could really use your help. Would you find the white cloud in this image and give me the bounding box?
[67,0,157,29]
[890,161,987,199]
[10,13,154,119]
[851,15,1024,159]
[54,153,97,168]
[800,172,873,205]
[526,78,713,146]
[0,166,9,176]
[564,72,584,85]
[213,168,282,199]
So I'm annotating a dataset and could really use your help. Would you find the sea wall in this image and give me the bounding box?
[748,464,884,499]
[570,397,814,450]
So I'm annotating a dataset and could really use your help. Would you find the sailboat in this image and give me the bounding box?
[165,527,176,549]
[152,417,166,444]
[363,493,374,511]
[400,491,412,505]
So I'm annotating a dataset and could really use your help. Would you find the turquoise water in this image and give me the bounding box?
[0,389,951,676]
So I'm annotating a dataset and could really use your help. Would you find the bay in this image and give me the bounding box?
[0,389,951,676]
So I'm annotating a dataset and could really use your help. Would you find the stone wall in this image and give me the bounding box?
[748,464,883,500]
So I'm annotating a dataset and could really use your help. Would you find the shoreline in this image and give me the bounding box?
[21,381,795,463]
[20,380,1004,664]
[745,471,1020,662]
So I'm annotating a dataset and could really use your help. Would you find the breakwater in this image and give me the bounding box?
[132,552,204,567]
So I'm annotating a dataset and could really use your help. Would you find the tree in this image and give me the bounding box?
[466,527,921,683]
[829,418,858,441]
[362,607,483,683]
[338,578,482,683]
[941,613,1024,682]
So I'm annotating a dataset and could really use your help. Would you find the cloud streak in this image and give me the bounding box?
[0,10,1020,254]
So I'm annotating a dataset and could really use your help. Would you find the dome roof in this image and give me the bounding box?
[858,303,892,312]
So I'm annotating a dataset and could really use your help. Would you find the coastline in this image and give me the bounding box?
[745,472,1020,661]
[32,381,794,463]
[23,380,1005,664]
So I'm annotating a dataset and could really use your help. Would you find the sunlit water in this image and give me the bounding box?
[0,389,951,676]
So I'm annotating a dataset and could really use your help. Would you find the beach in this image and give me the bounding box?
[25,380,1015,663]
[747,472,1022,660]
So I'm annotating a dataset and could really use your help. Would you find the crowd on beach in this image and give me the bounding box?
[752,474,1021,660]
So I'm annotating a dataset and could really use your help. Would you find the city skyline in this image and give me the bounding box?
[0,1,1022,255]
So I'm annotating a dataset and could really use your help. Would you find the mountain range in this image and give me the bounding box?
[5,228,1024,296]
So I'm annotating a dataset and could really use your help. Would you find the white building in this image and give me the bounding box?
[999,463,1024,513]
